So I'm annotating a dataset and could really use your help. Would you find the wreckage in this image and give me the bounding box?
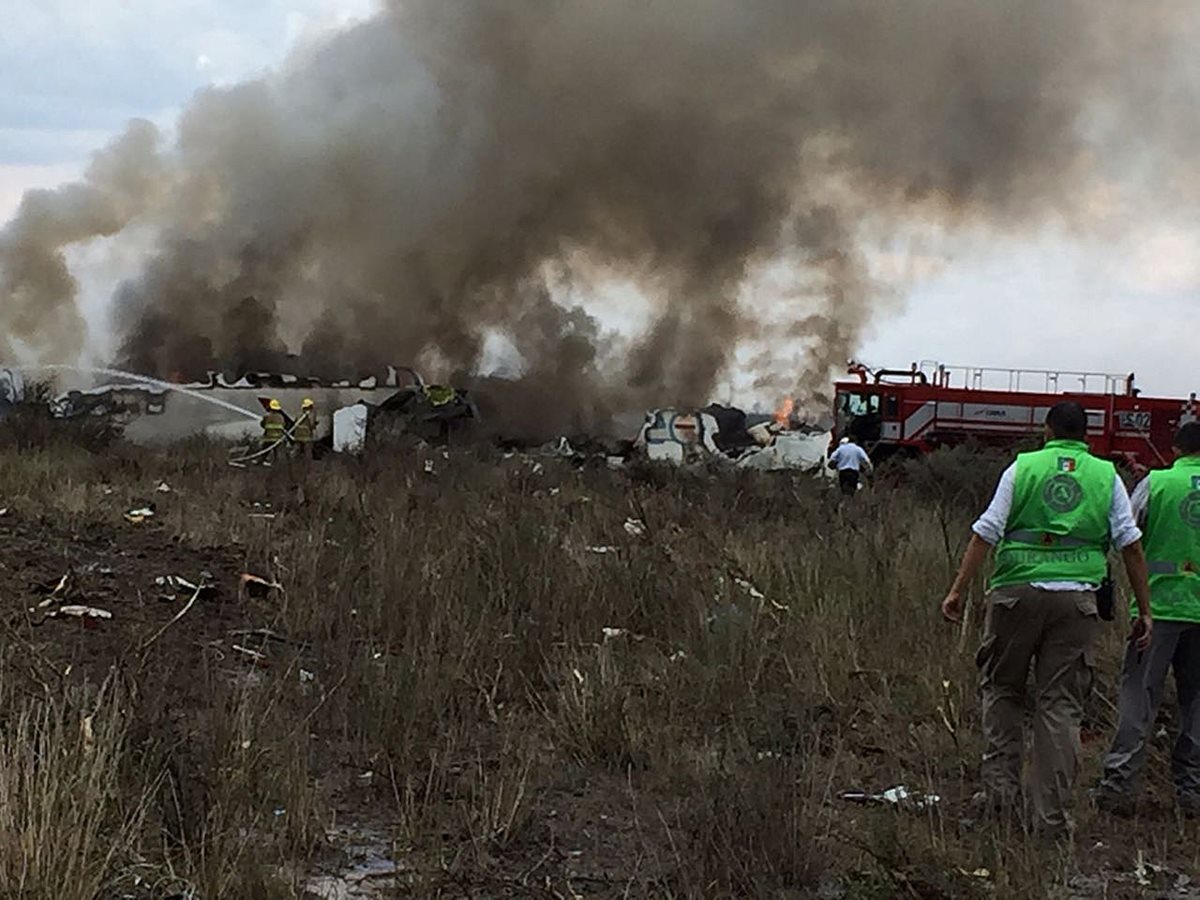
[635,404,832,471]
[43,365,477,450]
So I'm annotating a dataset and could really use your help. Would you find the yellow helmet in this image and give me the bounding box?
[301,397,315,409]
[269,399,282,411]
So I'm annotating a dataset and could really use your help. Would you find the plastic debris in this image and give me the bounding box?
[231,644,269,667]
[156,481,172,493]
[124,506,155,524]
[423,459,436,474]
[35,573,71,608]
[81,715,95,752]
[45,605,113,621]
[601,627,626,642]
[669,650,687,662]
[839,785,941,810]
[300,669,316,684]
[587,545,619,555]
[0,507,8,517]
[623,518,647,538]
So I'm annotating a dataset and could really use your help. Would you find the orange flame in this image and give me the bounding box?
[773,397,794,429]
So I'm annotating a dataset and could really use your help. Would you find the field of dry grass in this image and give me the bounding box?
[0,426,1197,899]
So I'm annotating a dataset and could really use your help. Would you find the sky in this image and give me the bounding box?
[1,0,1197,401]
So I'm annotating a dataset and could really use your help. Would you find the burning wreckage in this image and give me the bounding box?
[30,364,830,470]
[635,404,832,472]
[44,366,478,452]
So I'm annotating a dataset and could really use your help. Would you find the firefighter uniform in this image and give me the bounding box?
[1099,452,1200,812]
[974,439,1133,833]
[260,399,286,463]
[293,399,315,459]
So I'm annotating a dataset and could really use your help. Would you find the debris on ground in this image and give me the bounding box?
[155,574,219,602]
[42,605,113,621]
[587,545,619,555]
[124,505,155,524]
[156,481,172,493]
[839,785,941,811]
[623,517,647,538]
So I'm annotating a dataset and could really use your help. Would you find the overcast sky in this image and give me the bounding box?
[2,0,1197,399]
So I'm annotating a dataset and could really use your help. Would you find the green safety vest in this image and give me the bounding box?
[990,439,1115,590]
[1140,455,1200,622]
[293,411,314,443]
[261,411,285,444]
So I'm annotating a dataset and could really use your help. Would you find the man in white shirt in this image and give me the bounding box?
[941,401,1152,836]
[828,436,872,496]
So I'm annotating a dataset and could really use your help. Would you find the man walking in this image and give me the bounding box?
[941,401,1153,836]
[828,435,872,496]
[1095,422,1200,815]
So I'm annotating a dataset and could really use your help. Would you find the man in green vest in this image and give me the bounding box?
[1095,422,1200,815]
[941,401,1153,836]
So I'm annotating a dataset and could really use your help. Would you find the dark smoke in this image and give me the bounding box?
[0,0,1190,432]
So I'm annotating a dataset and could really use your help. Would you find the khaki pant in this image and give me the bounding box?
[976,585,1099,831]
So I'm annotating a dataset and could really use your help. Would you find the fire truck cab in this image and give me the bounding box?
[834,361,1197,472]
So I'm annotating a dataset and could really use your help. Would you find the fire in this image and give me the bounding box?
[773,397,794,429]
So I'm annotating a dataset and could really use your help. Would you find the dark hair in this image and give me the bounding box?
[1045,401,1088,440]
[1176,421,1200,455]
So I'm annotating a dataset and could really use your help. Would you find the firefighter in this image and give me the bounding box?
[940,401,1152,837]
[293,398,316,460]
[1095,422,1200,816]
[260,399,286,464]
[828,435,872,496]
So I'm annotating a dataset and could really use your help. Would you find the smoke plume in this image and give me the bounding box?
[0,0,1191,432]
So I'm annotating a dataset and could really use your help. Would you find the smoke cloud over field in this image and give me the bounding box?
[0,0,1193,429]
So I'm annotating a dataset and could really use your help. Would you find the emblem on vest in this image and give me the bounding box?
[1043,474,1084,513]
[1056,457,1077,473]
[1181,490,1200,529]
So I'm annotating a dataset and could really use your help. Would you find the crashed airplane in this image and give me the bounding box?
[46,366,477,450]
[635,403,832,471]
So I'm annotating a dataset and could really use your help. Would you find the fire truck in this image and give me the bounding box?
[833,361,1198,471]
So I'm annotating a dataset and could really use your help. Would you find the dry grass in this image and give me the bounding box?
[0,431,1196,899]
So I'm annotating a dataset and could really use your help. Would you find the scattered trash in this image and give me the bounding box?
[669,649,687,662]
[587,545,620,555]
[549,487,561,496]
[156,481,172,493]
[300,669,316,684]
[839,785,941,811]
[81,715,95,752]
[957,868,991,880]
[124,506,155,524]
[623,517,647,538]
[530,462,545,476]
[274,807,287,818]
[423,459,436,475]
[606,456,626,470]
[358,771,374,783]
[572,667,585,684]
[35,573,71,608]
[601,627,626,642]
[0,507,8,517]
[239,573,283,599]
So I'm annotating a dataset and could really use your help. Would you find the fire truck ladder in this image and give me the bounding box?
[918,361,1135,396]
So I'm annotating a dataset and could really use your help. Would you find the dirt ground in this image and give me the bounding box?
[2,439,1200,899]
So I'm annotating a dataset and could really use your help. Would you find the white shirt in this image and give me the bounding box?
[972,462,1142,591]
[829,443,872,472]
[1130,476,1150,527]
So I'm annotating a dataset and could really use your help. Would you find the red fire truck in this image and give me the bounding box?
[834,361,1198,471]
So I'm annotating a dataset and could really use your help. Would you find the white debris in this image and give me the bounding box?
[423,459,436,474]
[601,627,626,642]
[47,605,113,620]
[587,545,619,555]
[839,785,940,810]
[156,481,172,493]
[623,518,647,538]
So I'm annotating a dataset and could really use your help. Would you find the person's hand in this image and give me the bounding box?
[941,589,964,623]
[1131,614,1153,652]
